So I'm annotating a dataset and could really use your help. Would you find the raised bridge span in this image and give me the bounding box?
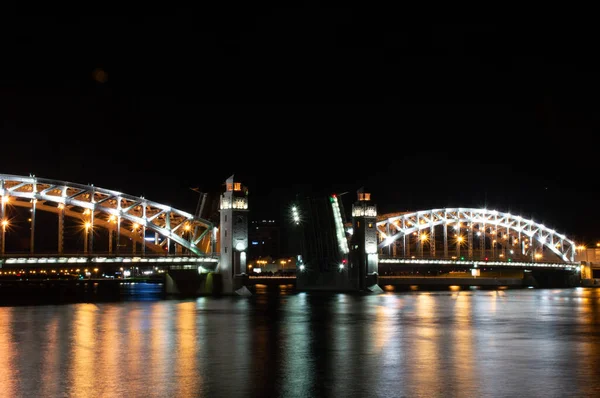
[0,173,591,294]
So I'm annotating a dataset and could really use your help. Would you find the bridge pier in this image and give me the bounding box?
[165,270,222,296]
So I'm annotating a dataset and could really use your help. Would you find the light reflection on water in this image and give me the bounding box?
[1,287,600,397]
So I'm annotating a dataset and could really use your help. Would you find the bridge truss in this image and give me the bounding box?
[376,208,577,263]
[0,174,216,257]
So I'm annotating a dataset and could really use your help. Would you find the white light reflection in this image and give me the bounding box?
[280,292,314,397]
[451,291,480,388]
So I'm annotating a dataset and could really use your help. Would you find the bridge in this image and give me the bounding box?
[0,173,594,295]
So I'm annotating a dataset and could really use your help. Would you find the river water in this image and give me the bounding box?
[1,286,599,397]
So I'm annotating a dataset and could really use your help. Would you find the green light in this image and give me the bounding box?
[460,256,465,260]
[508,258,512,262]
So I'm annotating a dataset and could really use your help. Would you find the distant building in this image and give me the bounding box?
[248,219,281,260]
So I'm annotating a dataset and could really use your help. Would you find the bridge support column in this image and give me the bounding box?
[443,219,448,258]
[108,228,112,254]
[404,223,409,257]
[89,209,94,254]
[468,223,473,259]
[429,222,435,257]
[30,198,37,254]
[116,215,122,255]
[218,175,249,295]
[142,205,147,255]
[0,184,5,256]
[480,223,486,259]
[456,223,461,258]
[58,204,65,254]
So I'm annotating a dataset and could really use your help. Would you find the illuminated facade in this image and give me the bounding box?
[218,175,249,293]
[349,187,379,290]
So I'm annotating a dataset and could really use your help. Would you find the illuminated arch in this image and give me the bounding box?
[375,208,577,262]
[0,173,215,256]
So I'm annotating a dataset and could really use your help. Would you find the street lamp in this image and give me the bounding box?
[184,223,191,254]
[290,204,301,225]
[84,222,91,254]
[456,235,464,257]
[1,219,8,255]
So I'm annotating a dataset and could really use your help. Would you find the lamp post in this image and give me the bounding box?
[184,223,191,255]
[84,222,91,255]
[1,219,8,255]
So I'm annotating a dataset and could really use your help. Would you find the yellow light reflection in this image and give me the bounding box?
[127,304,144,379]
[70,304,98,392]
[451,292,479,386]
[0,308,16,397]
[175,301,200,396]
[412,292,440,390]
[39,317,61,397]
[488,290,498,314]
[149,303,170,398]
[412,293,439,395]
[95,305,124,397]
[254,284,267,294]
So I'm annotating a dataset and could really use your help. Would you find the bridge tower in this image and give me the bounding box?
[218,175,249,294]
[349,187,379,291]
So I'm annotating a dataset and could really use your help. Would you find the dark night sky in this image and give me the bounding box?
[1,10,599,244]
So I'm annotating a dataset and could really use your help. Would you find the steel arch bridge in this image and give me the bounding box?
[0,173,216,257]
[375,208,577,263]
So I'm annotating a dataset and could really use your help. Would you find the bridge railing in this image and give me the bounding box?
[0,251,220,259]
[377,254,572,265]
